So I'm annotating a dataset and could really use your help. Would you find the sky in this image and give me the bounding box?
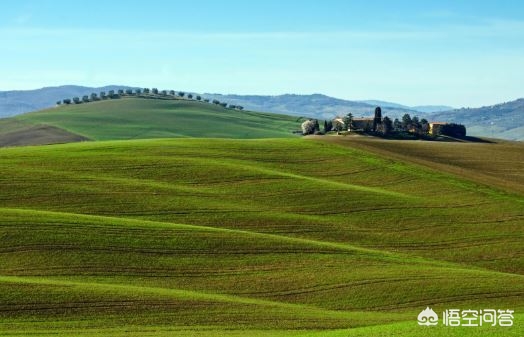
[1,0,523,107]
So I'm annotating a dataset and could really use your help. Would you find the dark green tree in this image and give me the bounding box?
[401,114,412,131]
[325,120,333,132]
[343,113,354,131]
[314,119,320,132]
[393,118,402,131]
[420,119,429,135]
[412,116,420,133]
[382,116,393,135]
[440,123,466,138]
[373,107,382,132]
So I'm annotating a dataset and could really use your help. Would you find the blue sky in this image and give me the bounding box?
[1,0,523,107]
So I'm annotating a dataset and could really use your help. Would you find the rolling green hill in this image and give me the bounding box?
[0,119,89,147]
[0,97,301,146]
[0,137,522,336]
[322,135,524,194]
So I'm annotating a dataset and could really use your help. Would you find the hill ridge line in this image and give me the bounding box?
[4,164,414,218]
[2,207,521,278]
[2,139,414,200]
[0,274,409,322]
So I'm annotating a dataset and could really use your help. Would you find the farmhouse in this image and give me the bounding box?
[351,118,374,131]
[429,122,448,136]
[332,107,465,137]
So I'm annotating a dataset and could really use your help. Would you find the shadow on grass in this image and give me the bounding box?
[322,131,496,143]
[459,136,495,143]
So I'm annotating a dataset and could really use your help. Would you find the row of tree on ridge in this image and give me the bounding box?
[56,88,244,111]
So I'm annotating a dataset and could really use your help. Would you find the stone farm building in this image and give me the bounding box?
[331,117,374,132]
[332,106,462,136]
[350,118,374,131]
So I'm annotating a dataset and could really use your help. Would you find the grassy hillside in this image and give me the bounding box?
[321,135,524,194]
[0,137,522,336]
[0,119,89,147]
[7,97,301,142]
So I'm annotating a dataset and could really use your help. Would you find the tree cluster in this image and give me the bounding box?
[343,113,353,131]
[301,119,320,135]
[440,123,467,137]
[392,114,429,136]
[332,119,345,132]
[389,114,465,137]
[309,107,466,139]
[61,88,132,105]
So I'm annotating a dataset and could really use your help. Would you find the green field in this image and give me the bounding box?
[0,136,522,336]
[321,135,524,194]
[2,97,301,143]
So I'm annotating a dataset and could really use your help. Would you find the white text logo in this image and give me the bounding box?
[418,308,514,327]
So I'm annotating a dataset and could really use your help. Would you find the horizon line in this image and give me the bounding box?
[3,83,523,109]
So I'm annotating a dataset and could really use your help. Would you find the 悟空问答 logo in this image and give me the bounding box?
[418,307,438,326]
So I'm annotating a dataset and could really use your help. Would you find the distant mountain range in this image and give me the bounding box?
[204,94,430,121]
[429,99,524,141]
[0,85,136,118]
[0,85,522,140]
[1,86,438,121]
[358,100,453,113]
